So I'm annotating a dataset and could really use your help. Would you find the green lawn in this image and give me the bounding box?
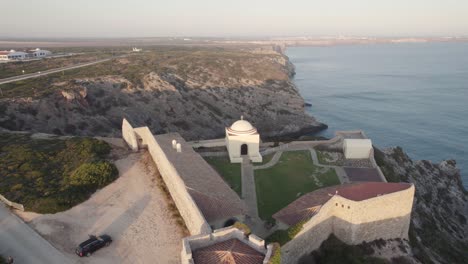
[257,153,275,165]
[255,150,340,220]
[204,156,242,196]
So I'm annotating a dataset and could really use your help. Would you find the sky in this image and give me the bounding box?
[1,0,467,38]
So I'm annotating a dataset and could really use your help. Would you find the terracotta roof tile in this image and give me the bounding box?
[192,239,265,264]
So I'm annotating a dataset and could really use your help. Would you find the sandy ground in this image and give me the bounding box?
[18,152,184,264]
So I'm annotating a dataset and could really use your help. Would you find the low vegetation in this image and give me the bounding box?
[0,255,6,264]
[203,156,241,196]
[255,150,339,220]
[266,220,306,246]
[267,243,281,264]
[0,133,118,213]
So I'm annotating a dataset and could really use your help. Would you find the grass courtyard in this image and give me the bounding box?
[255,150,340,220]
[203,156,242,196]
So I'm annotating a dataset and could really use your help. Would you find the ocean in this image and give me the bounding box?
[287,43,468,188]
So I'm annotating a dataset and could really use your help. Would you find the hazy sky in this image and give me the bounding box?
[1,0,467,38]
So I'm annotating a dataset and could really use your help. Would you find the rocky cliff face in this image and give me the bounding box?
[0,48,325,140]
[375,147,468,264]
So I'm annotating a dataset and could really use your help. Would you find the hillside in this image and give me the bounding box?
[0,47,325,140]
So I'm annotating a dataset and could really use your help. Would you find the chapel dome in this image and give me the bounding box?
[227,118,257,135]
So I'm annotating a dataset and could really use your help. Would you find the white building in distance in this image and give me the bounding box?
[225,117,262,163]
[343,139,373,159]
[6,50,28,60]
[30,48,51,58]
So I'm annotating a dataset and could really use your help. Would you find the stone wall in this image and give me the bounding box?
[122,122,211,236]
[282,185,415,264]
[122,118,138,152]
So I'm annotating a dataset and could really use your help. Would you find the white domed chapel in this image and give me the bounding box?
[225,116,262,163]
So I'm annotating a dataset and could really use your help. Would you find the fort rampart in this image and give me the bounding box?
[122,119,211,235]
[282,185,415,263]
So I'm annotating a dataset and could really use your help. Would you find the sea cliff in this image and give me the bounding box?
[0,47,325,140]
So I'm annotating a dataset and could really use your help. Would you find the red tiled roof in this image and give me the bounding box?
[0,51,9,55]
[192,239,265,264]
[273,182,412,226]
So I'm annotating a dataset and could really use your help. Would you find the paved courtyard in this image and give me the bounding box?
[344,167,384,182]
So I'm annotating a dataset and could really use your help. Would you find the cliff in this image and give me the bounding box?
[0,47,325,140]
[375,147,468,264]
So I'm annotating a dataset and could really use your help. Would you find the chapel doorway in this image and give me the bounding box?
[241,144,248,155]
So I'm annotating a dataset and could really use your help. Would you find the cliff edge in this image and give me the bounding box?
[375,147,468,264]
[0,47,325,140]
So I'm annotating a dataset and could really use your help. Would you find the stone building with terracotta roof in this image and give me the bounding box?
[181,227,273,264]
[274,182,415,263]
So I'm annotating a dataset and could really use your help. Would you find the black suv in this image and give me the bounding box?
[75,234,112,257]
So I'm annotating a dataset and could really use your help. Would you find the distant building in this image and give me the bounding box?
[0,51,9,60]
[0,48,52,61]
[7,50,28,60]
[132,47,142,52]
[29,48,52,58]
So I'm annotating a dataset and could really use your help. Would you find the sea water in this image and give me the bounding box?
[287,43,468,188]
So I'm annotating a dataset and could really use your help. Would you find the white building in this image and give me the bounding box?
[7,50,28,60]
[0,51,9,61]
[343,139,373,159]
[225,117,262,163]
[30,48,51,58]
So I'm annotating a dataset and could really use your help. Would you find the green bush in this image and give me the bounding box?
[0,133,117,213]
[69,162,118,188]
[233,222,251,236]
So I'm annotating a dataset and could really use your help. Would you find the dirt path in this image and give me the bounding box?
[18,152,184,264]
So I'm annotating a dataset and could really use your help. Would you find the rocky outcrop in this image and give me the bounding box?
[0,48,325,140]
[375,147,468,264]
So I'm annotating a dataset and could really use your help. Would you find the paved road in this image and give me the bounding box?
[0,204,72,264]
[0,56,124,85]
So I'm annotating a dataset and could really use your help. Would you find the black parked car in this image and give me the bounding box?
[75,234,112,257]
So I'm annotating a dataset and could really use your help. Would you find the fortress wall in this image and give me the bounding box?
[282,186,415,264]
[122,118,138,151]
[133,127,211,236]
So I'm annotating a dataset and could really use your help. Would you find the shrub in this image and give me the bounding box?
[0,133,116,213]
[69,162,118,188]
[233,222,251,236]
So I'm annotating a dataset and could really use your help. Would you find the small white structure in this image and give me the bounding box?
[225,117,262,163]
[343,139,373,159]
[30,48,51,58]
[132,47,142,52]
